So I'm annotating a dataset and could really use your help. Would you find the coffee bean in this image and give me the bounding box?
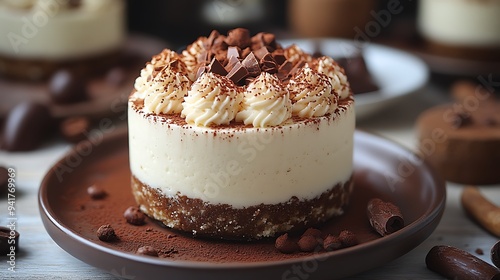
[97,224,117,242]
[0,226,19,254]
[123,206,146,225]
[275,233,298,254]
[1,102,53,151]
[297,235,319,252]
[136,245,158,257]
[338,230,358,248]
[323,234,342,251]
[60,117,90,143]
[49,70,87,104]
[87,185,107,200]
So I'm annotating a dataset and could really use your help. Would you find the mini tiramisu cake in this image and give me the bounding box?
[418,0,500,60]
[128,28,355,240]
[0,0,125,80]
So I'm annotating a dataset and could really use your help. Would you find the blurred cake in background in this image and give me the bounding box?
[418,0,500,61]
[0,0,125,80]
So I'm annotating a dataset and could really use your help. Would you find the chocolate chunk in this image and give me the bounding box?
[289,59,306,78]
[225,55,240,72]
[60,117,90,143]
[49,70,87,104]
[226,61,249,84]
[227,46,240,59]
[338,230,358,248]
[492,241,500,268]
[277,61,294,81]
[262,33,277,48]
[302,228,324,239]
[337,55,379,94]
[0,226,19,255]
[241,52,261,77]
[205,30,221,48]
[426,245,500,280]
[241,47,251,59]
[367,198,404,236]
[1,102,53,151]
[254,46,271,61]
[96,224,118,242]
[323,235,342,251]
[124,206,146,226]
[87,185,107,200]
[211,35,228,53]
[208,58,228,76]
[298,235,320,252]
[137,245,158,257]
[275,233,298,254]
[0,167,8,196]
[272,49,286,66]
[225,28,251,49]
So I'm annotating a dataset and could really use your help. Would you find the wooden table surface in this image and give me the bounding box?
[1,82,499,280]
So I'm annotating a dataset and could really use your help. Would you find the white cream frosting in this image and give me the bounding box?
[284,44,312,64]
[134,49,186,100]
[0,0,125,59]
[143,65,191,115]
[128,98,355,208]
[289,65,336,118]
[315,56,350,99]
[181,72,242,126]
[235,72,292,127]
[418,0,500,47]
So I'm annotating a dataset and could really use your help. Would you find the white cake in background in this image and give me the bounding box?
[127,28,355,240]
[0,0,125,80]
[418,0,500,58]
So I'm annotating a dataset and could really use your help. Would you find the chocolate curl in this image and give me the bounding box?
[367,198,404,236]
[426,245,500,280]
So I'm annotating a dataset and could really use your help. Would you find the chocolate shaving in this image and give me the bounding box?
[367,198,404,236]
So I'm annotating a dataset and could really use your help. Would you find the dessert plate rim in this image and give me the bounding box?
[279,38,430,120]
[38,129,446,279]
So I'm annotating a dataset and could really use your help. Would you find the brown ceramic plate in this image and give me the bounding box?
[39,129,446,280]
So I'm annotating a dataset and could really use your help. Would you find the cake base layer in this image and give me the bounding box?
[131,175,354,240]
[0,50,121,81]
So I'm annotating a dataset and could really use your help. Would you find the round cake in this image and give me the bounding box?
[128,28,355,240]
[0,0,125,80]
[417,0,500,60]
